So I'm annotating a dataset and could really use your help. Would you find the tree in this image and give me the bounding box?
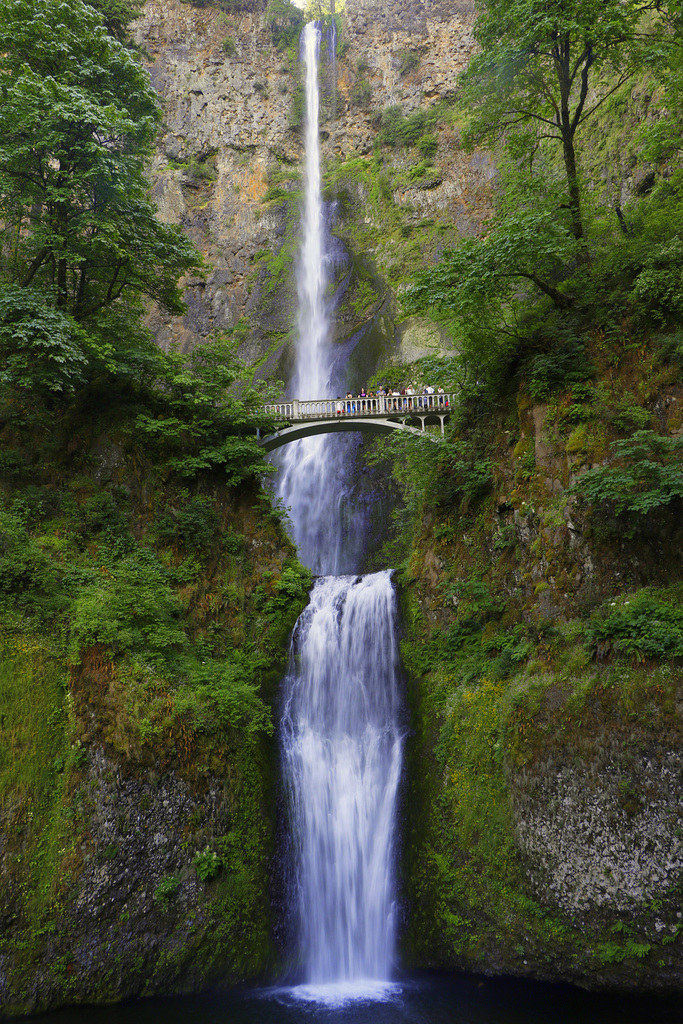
[0,0,199,328]
[461,0,664,253]
[85,0,145,39]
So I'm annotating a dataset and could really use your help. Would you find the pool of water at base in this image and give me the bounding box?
[22,973,683,1024]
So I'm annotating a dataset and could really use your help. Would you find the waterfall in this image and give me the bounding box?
[275,22,362,576]
[281,573,403,989]
[274,22,404,997]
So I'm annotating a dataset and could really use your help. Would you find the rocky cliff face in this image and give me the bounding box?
[398,373,683,989]
[133,0,492,382]
[0,439,308,1014]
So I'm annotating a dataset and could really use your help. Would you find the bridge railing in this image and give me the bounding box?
[264,393,454,421]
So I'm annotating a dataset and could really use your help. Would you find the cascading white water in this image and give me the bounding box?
[275,22,362,576]
[281,573,403,988]
[275,22,404,995]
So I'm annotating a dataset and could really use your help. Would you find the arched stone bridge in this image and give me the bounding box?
[258,393,453,452]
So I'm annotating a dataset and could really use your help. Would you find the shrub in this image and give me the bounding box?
[193,846,221,881]
[527,339,594,400]
[68,548,186,664]
[351,77,372,108]
[155,495,219,552]
[221,36,236,56]
[154,875,180,909]
[417,133,438,158]
[265,0,303,51]
[438,440,493,511]
[0,510,58,617]
[572,430,683,521]
[379,105,438,147]
[631,237,683,326]
[398,49,419,76]
[610,398,652,432]
[585,590,683,662]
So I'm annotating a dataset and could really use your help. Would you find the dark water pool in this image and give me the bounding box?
[22,974,683,1024]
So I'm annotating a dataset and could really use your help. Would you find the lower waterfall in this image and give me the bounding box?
[280,572,404,988]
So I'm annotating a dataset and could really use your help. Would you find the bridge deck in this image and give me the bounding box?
[264,393,453,421]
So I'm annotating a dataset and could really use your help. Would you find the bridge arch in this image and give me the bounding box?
[258,417,428,453]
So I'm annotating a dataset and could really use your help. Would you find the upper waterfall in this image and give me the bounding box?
[273,22,366,576]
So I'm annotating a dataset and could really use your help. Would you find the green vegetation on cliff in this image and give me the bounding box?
[372,0,683,991]
[0,1,309,1013]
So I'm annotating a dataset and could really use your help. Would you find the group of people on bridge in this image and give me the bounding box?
[337,384,448,415]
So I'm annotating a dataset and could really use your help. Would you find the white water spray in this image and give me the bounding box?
[281,573,403,989]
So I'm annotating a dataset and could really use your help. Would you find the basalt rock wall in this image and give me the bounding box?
[133,0,490,381]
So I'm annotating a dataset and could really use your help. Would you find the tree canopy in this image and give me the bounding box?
[0,1,277,489]
[461,0,666,247]
[0,0,199,328]
[405,0,683,399]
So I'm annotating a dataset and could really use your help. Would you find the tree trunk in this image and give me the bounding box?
[562,133,585,245]
[555,35,591,265]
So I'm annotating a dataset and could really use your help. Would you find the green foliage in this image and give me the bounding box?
[630,235,683,325]
[268,563,313,609]
[85,0,145,39]
[438,440,493,512]
[585,589,683,662]
[406,204,579,320]
[350,77,372,108]
[439,576,504,650]
[417,133,439,159]
[154,496,219,552]
[171,153,218,182]
[597,939,652,964]
[0,510,59,619]
[653,330,683,375]
[379,105,439,148]
[221,36,237,56]
[265,0,304,51]
[135,335,281,484]
[461,0,665,244]
[609,398,652,432]
[194,846,222,881]
[153,875,180,909]
[174,654,274,736]
[0,287,88,397]
[573,430,683,523]
[397,49,419,76]
[69,549,186,665]
[0,646,68,808]
[527,339,594,400]
[0,0,200,323]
